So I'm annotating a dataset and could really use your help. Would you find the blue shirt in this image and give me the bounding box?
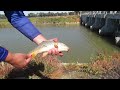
[0,11,42,62]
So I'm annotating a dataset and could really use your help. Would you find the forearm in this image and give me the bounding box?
[4,11,47,44]
[0,46,9,62]
[4,52,14,63]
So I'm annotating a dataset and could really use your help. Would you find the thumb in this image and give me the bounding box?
[27,54,32,58]
[25,54,32,63]
[50,38,58,42]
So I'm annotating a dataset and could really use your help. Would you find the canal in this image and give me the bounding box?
[0,25,120,63]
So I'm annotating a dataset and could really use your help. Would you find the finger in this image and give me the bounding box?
[49,48,61,55]
[28,53,32,57]
[51,48,58,55]
[52,48,60,55]
[48,49,52,55]
[26,54,32,59]
[25,54,32,63]
[48,49,56,55]
[25,58,31,65]
[54,48,59,55]
[58,52,64,56]
[51,49,56,55]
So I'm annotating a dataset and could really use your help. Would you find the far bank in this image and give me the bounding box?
[0,15,80,28]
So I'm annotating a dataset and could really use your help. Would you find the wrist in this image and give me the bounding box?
[5,52,14,63]
[33,34,47,45]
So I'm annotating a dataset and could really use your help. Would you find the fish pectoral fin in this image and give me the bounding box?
[42,52,48,58]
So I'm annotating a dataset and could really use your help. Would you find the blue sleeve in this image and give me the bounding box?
[0,46,8,62]
[4,11,42,41]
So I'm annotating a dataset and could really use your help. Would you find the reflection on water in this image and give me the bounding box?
[0,25,120,63]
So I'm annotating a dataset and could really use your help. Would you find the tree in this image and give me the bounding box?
[74,11,80,15]
[69,12,75,15]
[28,13,37,17]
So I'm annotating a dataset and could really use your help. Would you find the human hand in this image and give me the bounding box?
[5,52,32,69]
[33,34,63,57]
[47,38,63,57]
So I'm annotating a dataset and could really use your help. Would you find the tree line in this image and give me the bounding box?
[1,11,120,19]
[28,11,80,17]
[0,11,80,19]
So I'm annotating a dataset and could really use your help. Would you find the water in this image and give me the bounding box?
[0,25,120,63]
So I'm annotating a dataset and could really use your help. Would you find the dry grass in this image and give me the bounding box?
[85,52,120,78]
[33,54,65,79]
[0,62,14,79]
[0,52,120,79]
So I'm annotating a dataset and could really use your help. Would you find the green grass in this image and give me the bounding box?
[0,15,80,28]
[27,15,80,25]
[0,19,12,28]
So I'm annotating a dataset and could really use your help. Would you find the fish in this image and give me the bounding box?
[29,41,69,58]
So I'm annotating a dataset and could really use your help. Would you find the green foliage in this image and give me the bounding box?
[29,15,80,25]
[0,19,12,28]
[0,15,79,28]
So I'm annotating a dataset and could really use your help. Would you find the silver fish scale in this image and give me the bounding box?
[29,41,69,55]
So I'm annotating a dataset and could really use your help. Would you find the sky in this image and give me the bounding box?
[0,11,73,16]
